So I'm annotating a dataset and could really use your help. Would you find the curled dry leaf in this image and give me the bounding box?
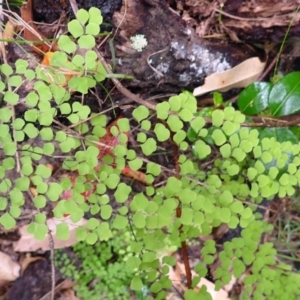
[13,217,87,252]
[193,57,266,96]
[20,253,44,275]
[0,251,20,281]
[2,21,16,45]
[20,0,57,54]
[0,280,9,298]
[0,20,17,59]
[41,52,75,85]
[168,258,231,300]
[38,279,80,300]
[122,165,150,185]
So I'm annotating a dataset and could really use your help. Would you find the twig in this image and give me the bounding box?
[241,121,300,127]
[112,0,127,40]
[241,115,300,127]
[0,1,6,62]
[67,101,129,129]
[176,206,192,289]
[214,7,280,22]
[68,0,79,16]
[0,1,3,23]
[258,53,278,81]
[172,137,192,289]
[146,47,168,78]
[273,4,300,76]
[199,9,216,37]
[96,51,157,110]
[48,231,55,300]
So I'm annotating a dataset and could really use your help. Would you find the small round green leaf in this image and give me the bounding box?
[68,19,84,38]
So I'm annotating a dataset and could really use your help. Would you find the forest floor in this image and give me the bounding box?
[1,0,300,300]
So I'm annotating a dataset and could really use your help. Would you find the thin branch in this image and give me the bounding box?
[147,47,168,78]
[68,0,79,16]
[258,53,278,81]
[172,136,192,289]
[214,7,286,22]
[176,207,192,289]
[112,0,127,40]
[96,51,157,110]
[48,231,55,300]
[273,4,300,76]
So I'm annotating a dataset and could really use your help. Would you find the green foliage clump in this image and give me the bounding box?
[55,231,138,300]
[237,72,300,117]
[1,6,300,300]
[0,7,110,235]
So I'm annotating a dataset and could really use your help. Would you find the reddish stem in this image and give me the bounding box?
[176,206,193,289]
[172,140,192,289]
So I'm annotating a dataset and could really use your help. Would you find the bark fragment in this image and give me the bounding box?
[112,0,259,94]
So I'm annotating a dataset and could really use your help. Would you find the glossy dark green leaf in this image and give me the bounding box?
[260,128,298,144]
[290,126,300,140]
[269,72,300,116]
[237,82,271,115]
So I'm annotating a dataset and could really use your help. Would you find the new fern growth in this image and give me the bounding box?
[55,231,137,300]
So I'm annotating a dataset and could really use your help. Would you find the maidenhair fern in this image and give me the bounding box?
[0,6,300,300]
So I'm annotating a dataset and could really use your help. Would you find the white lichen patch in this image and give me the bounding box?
[188,54,195,62]
[179,72,191,83]
[152,62,170,79]
[189,44,231,77]
[211,57,231,73]
[171,38,232,79]
[170,41,187,59]
[130,34,148,52]
[156,62,169,74]
[170,41,179,49]
[184,28,192,35]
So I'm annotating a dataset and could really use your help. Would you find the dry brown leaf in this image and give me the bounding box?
[57,287,80,300]
[0,251,20,281]
[175,260,232,300]
[38,279,80,300]
[193,57,266,96]
[167,263,186,300]
[13,217,87,252]
[0,280,9,300]
[20,253,44,274]
[20,0,56,54]
[40,51,75,85]
[2,21,16,45]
